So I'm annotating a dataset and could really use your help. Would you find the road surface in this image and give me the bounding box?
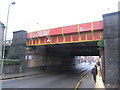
[2,62,94,88]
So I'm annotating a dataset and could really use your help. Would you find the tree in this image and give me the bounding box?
[97,39,104,48]
[7,47,19,59]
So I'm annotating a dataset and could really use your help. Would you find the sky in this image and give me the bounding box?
[0,0,119,39]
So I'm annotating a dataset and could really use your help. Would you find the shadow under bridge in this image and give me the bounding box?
[27,41,99,72]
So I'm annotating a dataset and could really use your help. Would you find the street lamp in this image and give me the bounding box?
[2,2,16,59]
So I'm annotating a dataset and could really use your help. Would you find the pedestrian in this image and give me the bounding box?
[91,65,98,83]
[41,64,46,71]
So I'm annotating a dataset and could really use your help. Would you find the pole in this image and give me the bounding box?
[2,2,15,59]
[2,5,10,59]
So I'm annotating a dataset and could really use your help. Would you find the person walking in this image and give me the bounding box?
[91,65,98,83]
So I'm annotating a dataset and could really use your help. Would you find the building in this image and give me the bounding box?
[0,22,5,59]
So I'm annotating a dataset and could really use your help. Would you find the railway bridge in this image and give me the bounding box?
[26,20,103,55]
[24,21,103,70]
[10,11,119,86]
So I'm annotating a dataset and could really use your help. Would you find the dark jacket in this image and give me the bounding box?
[91,66,98,75]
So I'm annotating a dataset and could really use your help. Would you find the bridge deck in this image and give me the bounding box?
[26,21,103,46]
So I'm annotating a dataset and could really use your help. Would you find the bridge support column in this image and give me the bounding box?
[103,12,119,87]
[10,30,27,72]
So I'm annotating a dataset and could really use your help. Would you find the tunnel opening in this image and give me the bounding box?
[26,41,100,73]
[74,56,99,69]
[74,56,99,65]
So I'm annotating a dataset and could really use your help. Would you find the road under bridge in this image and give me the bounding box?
[7,11,119,87]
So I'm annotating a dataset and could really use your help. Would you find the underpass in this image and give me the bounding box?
[2,38,100,88]
[2,21,103,88]
[26,41,99,73]
[25,20,102,71]
[2,11,119,88]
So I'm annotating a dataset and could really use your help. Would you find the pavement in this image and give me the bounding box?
[0,71,43,80]
[77,66,105,88]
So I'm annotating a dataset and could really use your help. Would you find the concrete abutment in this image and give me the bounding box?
[103,11,119,87]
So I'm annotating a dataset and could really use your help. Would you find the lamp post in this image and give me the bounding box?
[2,2,16,59]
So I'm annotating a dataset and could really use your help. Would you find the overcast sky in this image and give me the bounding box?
[0,0,119,39]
